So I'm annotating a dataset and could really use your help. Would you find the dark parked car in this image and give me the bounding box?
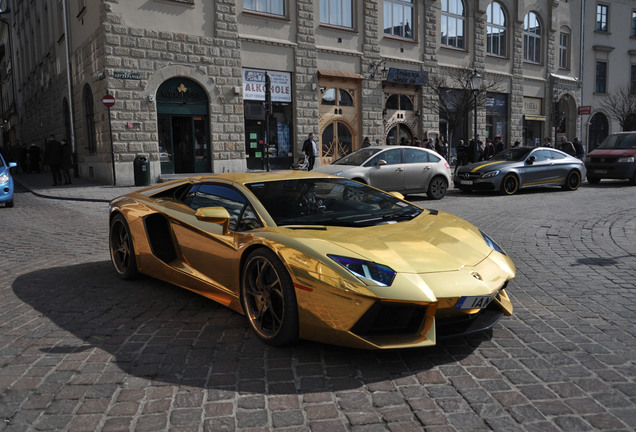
[585,132,636,185]
[454,147,586,195]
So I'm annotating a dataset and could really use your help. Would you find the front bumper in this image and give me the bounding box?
[0,180,14,203]
[585,162,635,180]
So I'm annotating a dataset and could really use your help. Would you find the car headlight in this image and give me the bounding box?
[0,173,9,184]
[618,156,635,163]
[481,170,500,179]
[480,230,506,256]
[328,254,396,287]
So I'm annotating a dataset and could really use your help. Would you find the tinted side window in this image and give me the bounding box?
[404,148,429,163]
[184,183,261,231]
[532,150,551,162]
[380,149,403,165]
[550,151,566,160]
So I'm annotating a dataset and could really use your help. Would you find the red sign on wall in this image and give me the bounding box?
[578,105,592,115]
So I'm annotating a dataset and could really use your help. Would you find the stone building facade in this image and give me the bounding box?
[2,0,587,185]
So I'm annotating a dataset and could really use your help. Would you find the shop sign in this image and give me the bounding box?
[243,69,292,102]
[523,97,542,115]
[578,105,592,115]
[386,68,427,86]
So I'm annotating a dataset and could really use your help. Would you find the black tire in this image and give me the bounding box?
[501,174,519,195]
[587,176,601,184]
[241,248,299,346]
[109,213,138,280]
[5,198,14,208]
[630,171,636,186]
[562,170,581,191]
[427,176,448,200]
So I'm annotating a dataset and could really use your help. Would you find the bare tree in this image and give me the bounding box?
[423,66,503,162]
[598,85,636,130]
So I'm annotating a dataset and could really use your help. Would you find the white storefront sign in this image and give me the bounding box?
[242,69,292,103]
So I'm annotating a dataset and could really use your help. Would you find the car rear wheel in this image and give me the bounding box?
[562,170,581,191]
[241,248,298,346]
[501,174,519,195]
[427,176,448,200]
[109,214,138,279]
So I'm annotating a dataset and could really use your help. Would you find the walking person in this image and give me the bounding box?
[60,139,73,184]
[302,133,317,171]
[43,134,63,186]
[573,137,585,161]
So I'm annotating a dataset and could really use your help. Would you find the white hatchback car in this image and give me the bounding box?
[316,146,452,200]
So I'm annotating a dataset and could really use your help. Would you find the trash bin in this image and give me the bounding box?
[133,155,150,186]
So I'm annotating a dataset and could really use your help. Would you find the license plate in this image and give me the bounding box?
[593,169,607,174]
[456,294,494,309]
[460,180,473,185]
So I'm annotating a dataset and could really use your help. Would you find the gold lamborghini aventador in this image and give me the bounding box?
[109,171,514,349]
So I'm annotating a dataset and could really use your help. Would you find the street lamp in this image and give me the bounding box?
[470,69,483,148]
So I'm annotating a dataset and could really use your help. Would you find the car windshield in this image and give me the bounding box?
[491,147,533,161]
[246,178,423,227]
[597,134,636,150]
[332,148,382,166]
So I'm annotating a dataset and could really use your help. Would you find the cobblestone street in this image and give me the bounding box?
[1,177,634,431]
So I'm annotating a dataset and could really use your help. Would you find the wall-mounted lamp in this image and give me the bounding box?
[415,109,421,117]
[367,59,388,80]
[97,71,106,81]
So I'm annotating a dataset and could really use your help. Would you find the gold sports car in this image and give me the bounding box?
[109,171,514,349]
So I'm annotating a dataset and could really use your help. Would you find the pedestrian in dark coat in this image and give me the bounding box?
[301,133,317,171]
[43,134,63,186]
[60,139,73,184]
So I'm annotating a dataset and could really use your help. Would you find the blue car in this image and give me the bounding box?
[0,152,16,207]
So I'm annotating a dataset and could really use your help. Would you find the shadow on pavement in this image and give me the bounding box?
[12,262,485,394]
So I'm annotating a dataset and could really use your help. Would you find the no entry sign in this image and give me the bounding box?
[103,94,115,108]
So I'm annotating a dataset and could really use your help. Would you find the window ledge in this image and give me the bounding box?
[243,9,289,22]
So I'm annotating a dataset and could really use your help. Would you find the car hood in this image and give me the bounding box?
[457,160,516,174]
[314,164,359,175]
[588,148,636,157]
[270,210,494,273]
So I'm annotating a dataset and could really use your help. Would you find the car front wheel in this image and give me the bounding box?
[427,176,448,200]
[501,174,519,195]
[563,170,581,191]
[241,248,299,346]
[109,214,138,279]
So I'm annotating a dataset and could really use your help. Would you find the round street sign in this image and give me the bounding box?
[103,94,115,108]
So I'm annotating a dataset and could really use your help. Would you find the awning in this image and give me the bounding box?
[318,69,364,80]
[524,115,546,122]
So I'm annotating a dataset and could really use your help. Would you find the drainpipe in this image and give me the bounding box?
[580,0,586,151]
[61,0,77,164]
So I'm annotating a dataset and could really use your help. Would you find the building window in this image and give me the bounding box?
[320,0,353,28]
[441,0,465,49]
[83,85,97,154]
[596,4,608,32]
[523,12,541,63]
[595,61,607,93]
[559,32,570,70]
[632,10,636,37]
[383,0,414,39]
[631,65,636,95]
[244,0,285,16]
[486,1,506,57]
[385,94,413,111]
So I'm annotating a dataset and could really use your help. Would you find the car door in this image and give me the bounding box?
[365,148,405,191]
[165,182,262,295]
[548,150,575,183]
[403,147,436,192]
[520,149,554,186]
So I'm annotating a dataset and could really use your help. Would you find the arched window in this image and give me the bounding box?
[441,0,465,49]
[487,2,506,57]
[385,94,413,111]
[83,84,97,154]
[386,124,413,146]
[524,12,541,63]
[321,88,353,107]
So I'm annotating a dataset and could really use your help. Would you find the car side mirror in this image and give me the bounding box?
[376,159,387,167]
[526,156,536,165]
[195,206,231,234]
